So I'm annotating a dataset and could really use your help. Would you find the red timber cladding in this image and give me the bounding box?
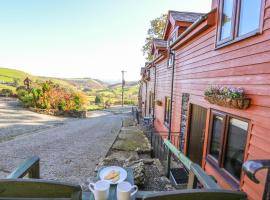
[145,66,155,116]
[172,2,270,199]
[141,81,147,117]
[154,59,172,135]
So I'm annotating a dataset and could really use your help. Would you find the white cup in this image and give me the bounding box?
[117,181,138,200]
[89,180,110,200]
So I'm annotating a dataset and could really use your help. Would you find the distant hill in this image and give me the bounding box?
[0,67,107,92]
[108,81,138,88]
[63,78,107,90]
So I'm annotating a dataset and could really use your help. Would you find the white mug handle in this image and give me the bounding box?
[130,185,138,197]
[89,182,95,194]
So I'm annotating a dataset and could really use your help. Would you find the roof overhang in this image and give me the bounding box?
[170,9,217,51]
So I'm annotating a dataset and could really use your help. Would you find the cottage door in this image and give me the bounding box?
[187,104,207,165]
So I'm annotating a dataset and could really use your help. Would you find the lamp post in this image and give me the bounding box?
[121,70,126,107]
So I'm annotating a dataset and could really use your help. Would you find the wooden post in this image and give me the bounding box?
[187,171,198,189]
[29,162,40,179]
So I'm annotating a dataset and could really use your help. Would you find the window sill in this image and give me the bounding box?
[215,31,261,50]
[205,156,240,190]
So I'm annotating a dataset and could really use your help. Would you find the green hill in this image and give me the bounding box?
[0,67,33,82]
[0,67,76,92]
[0,67,108,92]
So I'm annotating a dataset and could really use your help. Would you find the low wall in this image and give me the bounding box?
[29,108,87,118]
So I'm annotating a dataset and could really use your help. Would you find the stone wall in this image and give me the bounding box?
[29,108,87,118]
[179,93,189,151]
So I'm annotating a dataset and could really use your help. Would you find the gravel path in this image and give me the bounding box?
[0,97,72,142]
[0,98,127,189]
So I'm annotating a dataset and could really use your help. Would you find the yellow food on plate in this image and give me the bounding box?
[111,174,120,183]
[104,170,120,181]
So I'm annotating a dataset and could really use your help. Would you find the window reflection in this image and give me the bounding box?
[209,115,223,160]
[224,118,248,179]
[220,0,234,40]
[238,0,261,36]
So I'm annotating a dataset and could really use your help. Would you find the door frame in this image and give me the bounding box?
[184,103,207,166]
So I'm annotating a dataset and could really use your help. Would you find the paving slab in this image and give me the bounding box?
[112,126,151,153]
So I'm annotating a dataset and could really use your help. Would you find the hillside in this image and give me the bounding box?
[108,81,138,88]
[64,78,107,90]
[0,67,106,92]
[0,67,33,82]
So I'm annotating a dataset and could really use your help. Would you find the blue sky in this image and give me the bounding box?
[0,0,211,81]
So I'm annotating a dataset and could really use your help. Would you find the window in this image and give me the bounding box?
[208,110,249,182]
[224,118,248,179]
[238,0,262,36]
[149,92,154,115]
[217,0,263,46]
[164,97,171,125]
[168,53,174,68]
[220,0,235,41]
[168,32,176,68]
[209,115,225,160]
[169,31,177,45]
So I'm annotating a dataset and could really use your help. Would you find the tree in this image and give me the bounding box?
[95,95,103,104]
[142,14,167,61]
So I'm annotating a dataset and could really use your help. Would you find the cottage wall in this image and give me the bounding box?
[172,1,270,199]
[153,59,174,135]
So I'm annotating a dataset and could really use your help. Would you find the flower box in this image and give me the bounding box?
[204,95,251,109]
[204,85,251,109]
[156,100,162,106]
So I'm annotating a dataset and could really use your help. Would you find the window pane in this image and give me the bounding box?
[220,0,234,40]
[209,115,224,160]
[165,98,171,123]
[168,54,174,67]
[238,0,261,36]
[224,118,248,179]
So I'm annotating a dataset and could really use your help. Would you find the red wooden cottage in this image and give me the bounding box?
[139,0,270,199]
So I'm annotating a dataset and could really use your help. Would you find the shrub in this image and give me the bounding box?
[17,81,88,111]
[20,93,35,107]
[95,95,103,104]
[0,89,13,96]
[105,99,111,108]
[124,99,136,105]
[16,86,27,91]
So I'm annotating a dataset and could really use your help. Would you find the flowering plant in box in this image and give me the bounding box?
[204,85,250,109]
[155,100,162,106]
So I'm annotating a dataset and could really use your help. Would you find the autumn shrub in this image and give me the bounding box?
[17,81,88,111]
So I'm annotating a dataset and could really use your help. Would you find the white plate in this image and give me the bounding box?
[99,166,127,184]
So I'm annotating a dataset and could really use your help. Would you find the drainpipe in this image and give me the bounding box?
[152,64,157,126]
[167,49,176,177]
[145,81,148,117]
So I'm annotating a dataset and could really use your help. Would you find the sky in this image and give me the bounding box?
[0,0,211,82]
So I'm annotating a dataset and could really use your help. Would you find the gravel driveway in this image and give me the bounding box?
[0,98,128,189]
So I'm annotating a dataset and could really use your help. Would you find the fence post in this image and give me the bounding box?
[187,171,198,189]
[136,110,139,124]
[29,162,40,179]
[167,134,172,178]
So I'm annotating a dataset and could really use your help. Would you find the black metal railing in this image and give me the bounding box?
[243,160,270,200]
[135,111,222,190]
[144,130,180,161]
